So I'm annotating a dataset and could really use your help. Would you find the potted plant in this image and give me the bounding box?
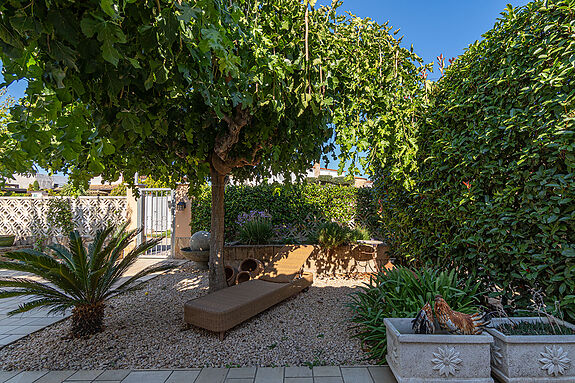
[385,317,494,382]
[486,315,575,382]
[0,234,15,247]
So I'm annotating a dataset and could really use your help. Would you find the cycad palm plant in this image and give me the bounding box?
[0,224,175,337]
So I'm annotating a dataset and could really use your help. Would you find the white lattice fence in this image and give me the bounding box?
[0,196,127,245]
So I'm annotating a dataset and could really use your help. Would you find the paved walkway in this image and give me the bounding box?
[0,366,396,383]
[0,258,180,348]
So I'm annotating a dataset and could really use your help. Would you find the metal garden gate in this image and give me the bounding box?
[137,188,175,257]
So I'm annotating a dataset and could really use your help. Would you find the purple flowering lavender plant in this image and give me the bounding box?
[236,210,272,227]
[236,210,274,244]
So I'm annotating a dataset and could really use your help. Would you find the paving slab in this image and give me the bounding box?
[313,377,344,383]
[367,367,395,383]
[25,318,64,326]
[164,370,201,383]
[0,335,24,346]
[285,378,313,383]
[6,325,47,335]
[0,327,19,334]
[254,367,284,383]
[340,368,373,383]
[194,368,228,383]
[66,370,104,381]
[35,371,76,383]
[226,367,256,379]
[285,367,312,378]
[122,370,172,383]
[94,370,131,381]
[0,371,19,383]
[0,318,35,327]
[4,371,48,383]
[224,379,253,383]
[312,367,341,377]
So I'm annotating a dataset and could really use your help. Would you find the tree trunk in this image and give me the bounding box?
[71,302,105,337]
[209,165,228,292]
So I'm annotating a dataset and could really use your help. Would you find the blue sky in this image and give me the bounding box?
[2,0,531,175]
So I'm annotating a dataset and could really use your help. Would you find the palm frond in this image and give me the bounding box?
[68,231,88,287]
[48,243,77,270]
[95,236,162,298]
[109,262,177,297]
[8,298,70,316]
[3,249,62,271]
[88,225,116,271]
[0,259,84,301]
[0,278,79,312]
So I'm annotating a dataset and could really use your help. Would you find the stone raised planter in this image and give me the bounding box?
[486,317,575,382]
[384,318,494,383]
[223,243,389,275]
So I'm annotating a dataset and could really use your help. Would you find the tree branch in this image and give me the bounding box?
[214,105,250,161]
[228,143,264,169]
[209,153,232,175]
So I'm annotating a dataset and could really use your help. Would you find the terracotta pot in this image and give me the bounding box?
[225,265,238,286]
[239,258,264,277]
[235,271,251,284]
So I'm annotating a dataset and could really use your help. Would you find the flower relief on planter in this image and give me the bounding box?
[490,344,503,367]
[431,346,462,377]
[539,345,571,377]
[388,335,399,365]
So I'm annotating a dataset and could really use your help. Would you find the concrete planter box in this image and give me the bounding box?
[384,318,494,383]
[486,317,575,382]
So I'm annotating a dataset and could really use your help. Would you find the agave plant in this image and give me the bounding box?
[0,224,175,337]
[348,267,485,362]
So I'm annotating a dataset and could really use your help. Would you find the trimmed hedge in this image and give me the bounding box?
[374,1,575,319]
[190,183,380,241]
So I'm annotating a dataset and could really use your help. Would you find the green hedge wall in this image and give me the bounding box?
[374,1,575,318]
[190,183,380,241]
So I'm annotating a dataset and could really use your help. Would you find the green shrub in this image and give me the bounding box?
[110,183,127,196]
[315,222,350,249]
[238,219,274,245]
[373,1,575,320]
[59,183,86,196]
[350,226,371,242]
[190,183,381,240]
[46,197,74,235]
[348,267,484,363]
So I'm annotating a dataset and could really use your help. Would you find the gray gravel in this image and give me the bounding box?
[0,265,372,370]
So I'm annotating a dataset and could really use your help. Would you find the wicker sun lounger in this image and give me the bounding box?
[184,246,314,340]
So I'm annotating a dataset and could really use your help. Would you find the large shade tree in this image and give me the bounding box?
[0,0,423,290]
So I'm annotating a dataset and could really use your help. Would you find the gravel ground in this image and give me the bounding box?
[0,265,373,370]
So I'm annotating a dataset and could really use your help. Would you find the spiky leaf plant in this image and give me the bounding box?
[0,224,175,337]
[348,267,485,363]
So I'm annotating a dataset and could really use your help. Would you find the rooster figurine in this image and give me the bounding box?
[412,295,490,335]
[433,295,490,335]
[412,302,435,334]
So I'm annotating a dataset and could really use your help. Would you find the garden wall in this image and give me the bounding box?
[222,244,390,275]
[0,196,128,245]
